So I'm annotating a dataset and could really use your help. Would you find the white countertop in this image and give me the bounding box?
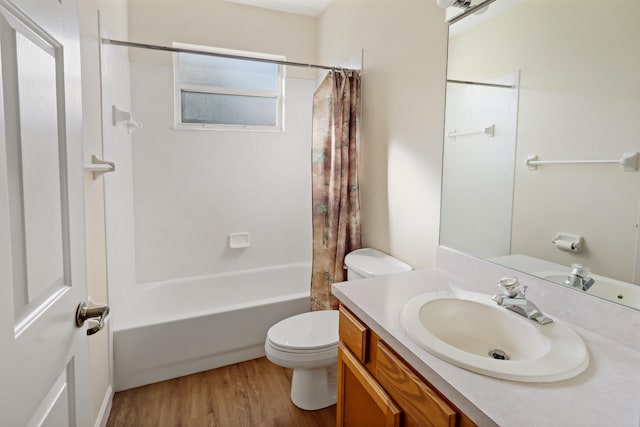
[332,268,640,427]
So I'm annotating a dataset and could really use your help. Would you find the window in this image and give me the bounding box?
[174,42,284,130]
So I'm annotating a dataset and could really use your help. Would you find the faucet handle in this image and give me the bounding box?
[498,277,526,297]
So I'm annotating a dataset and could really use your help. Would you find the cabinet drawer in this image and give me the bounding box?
[376,342,457,427]
[339,305,368,363]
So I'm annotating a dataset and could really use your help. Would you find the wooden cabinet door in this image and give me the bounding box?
[376,343,457,427]
[337,344,402,427]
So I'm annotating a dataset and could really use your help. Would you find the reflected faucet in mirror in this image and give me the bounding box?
[564,264,595,292]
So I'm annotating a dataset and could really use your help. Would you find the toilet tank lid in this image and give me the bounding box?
[344,248,413,278]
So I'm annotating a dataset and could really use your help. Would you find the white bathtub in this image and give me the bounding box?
[113,263,311,391]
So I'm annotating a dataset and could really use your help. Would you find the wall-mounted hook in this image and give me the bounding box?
[84,154,115,180]
[112,105,142,133]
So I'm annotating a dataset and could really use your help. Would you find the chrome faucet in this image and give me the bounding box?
[492,277,553,325]
[564,264,595,291]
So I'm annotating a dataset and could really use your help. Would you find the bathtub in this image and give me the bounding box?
[113,263,311,391]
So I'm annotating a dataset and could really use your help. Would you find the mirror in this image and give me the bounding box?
[440,0,640,310]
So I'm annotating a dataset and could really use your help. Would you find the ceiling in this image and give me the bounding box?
[224,0,333,17]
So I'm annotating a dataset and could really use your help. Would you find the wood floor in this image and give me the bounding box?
[106,357,336,427]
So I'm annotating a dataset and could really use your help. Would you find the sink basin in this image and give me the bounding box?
[534,271,640,310]
[401,291,589,382]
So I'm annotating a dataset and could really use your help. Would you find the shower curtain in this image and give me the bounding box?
[310,70,362,311]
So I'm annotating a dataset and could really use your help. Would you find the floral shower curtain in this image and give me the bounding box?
[310,70,362,311]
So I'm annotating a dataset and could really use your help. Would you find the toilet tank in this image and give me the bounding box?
[344,248,413,280]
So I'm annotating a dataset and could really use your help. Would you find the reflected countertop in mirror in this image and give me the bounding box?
[440,0,640,310]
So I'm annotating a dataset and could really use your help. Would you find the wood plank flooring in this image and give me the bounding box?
[106,357,336,427]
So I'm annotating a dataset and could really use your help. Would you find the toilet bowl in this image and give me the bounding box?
[264,248,412,410]
[265,310,339,410]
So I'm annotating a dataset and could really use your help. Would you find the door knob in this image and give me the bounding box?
[75,302,110,336]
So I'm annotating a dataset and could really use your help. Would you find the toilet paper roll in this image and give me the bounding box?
[555,240,575,251]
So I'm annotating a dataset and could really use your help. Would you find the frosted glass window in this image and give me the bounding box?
[174,43,284,130]
[181,92,277,126]
[179,54,278,92]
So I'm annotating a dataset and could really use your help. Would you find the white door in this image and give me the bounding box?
[0,0,93,425]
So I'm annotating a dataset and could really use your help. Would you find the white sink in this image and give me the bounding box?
[401,291,589,382]
[534,271,640,310]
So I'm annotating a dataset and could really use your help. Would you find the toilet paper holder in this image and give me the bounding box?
[552,233,583,253]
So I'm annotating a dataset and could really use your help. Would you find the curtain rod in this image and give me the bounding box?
[101,38,357,73]
[447,79,514,89]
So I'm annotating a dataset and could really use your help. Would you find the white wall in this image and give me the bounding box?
[131,66,314,282]
[79,3,110,425]
[100,7,137,332]
[448,0,640,282]
[126,0,317,283]
[317,0,448,269]
[440,72,519,259]
[78,0,131,425]
[128,0,317,79]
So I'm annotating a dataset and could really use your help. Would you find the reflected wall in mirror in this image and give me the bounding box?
[441,0,640,310]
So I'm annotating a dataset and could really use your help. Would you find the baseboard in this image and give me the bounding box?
[95,385,114,427]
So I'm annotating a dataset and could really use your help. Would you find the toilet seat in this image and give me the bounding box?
[267,339,337,354]
[265,340,338,368]
[266,310,339,352]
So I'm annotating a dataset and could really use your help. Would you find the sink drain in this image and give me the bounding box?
[488,349,509,360]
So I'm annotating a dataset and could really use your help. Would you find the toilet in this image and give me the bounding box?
[264,248,412,410]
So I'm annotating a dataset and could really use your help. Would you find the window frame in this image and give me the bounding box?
[173,42,285,131]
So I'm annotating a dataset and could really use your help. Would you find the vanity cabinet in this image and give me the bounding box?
[337,305,476,427]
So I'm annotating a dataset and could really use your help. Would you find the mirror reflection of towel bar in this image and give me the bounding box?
[526,152,638,171]
[448,124,495,140]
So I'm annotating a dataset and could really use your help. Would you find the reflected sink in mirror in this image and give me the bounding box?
[401,291,589,382]
[535,272,640,310]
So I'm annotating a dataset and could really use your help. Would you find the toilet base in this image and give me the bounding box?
[290,364,337,410]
